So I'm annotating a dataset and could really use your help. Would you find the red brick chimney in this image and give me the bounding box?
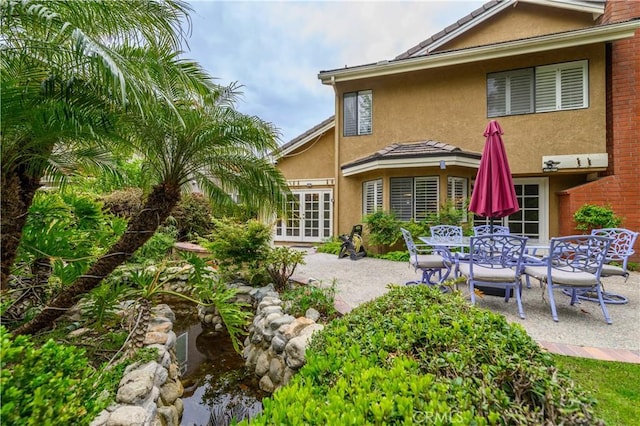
[557,1,640,261]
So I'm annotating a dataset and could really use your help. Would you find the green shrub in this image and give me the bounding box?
[100,187,144,218]
[128,226,178,264]
[362,211,400,249]
[265,246,306,292]
[248,286,603,425]
[376,250,409,262]
[316,237,343,255]
[574,204,622,232]
[168,193,214,241]
[281,281,337,321]
[0,326,110,425]
[202,218,272,285]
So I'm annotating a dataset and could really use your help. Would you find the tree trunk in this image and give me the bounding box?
[1,168,42,291]
[12,183,181,336]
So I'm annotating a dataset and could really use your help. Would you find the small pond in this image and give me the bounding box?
[171,302,265,426]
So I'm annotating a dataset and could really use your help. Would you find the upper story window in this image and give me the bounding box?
[487,60,588,117]
[344,90,372,136]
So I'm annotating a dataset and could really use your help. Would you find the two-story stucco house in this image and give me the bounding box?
[273,0,640,259]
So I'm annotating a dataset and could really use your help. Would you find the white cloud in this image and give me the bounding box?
[185,0,483,142]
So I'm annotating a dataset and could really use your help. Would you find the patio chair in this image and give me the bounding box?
[430,225,468,260]
[473,225,510,236]
[400,227,452,286]
[561,228,640,305]
[523,235,613,324]
[457,234,528,319]
[591,228,638,280]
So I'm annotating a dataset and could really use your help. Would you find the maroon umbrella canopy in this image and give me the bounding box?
[469,120,520,219]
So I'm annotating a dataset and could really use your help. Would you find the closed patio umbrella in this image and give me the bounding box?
[468,120,519,230]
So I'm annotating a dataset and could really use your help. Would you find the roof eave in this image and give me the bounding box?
[341,155,481,177]
[275,120,335,159]
[319,19,639,84]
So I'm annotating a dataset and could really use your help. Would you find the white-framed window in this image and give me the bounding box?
[487,68,534,116]
[447,176,469,222]
[487,60,588,117]
[344,90,372,136]
[362,179,383,215]
[390,176,439,222]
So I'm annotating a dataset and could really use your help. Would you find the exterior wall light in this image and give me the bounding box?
[543,159,560,172]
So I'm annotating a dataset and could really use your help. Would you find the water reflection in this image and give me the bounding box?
[174,308,264,426]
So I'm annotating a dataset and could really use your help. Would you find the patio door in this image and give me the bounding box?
[473,177,548,240]
[274,190,333,243]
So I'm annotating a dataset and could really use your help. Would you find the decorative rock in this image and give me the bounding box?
[168,363,180,380]
[284,336,310,369]
[151,304,175,322]
[154,365,168,388]
[282,367,296,386]
[116,367,155,404]
[89,410,110,426]
[255,351,271,377]
[148,321,172,333]
[305,308,321,322]
[270,335,287,353]
[259,375,276,393]
[268,357,285,384]
[284,317,315,339]
[260,305,283,315]
[106,405,148,426]
[269,314,296,330]
[160,380,183,405]
[299,323,324,338]
[164,331,177,349]
[174,398,184,417]
[144,332,168,345]
[157,406,179,426]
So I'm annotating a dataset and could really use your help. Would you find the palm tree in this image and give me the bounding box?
[13,88,290,336]
[1,0,214,289]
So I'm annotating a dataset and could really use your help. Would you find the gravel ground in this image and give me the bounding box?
[292,248,640,352]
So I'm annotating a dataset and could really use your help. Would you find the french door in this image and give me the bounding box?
[274,190,333,243]
[473,178,548,240]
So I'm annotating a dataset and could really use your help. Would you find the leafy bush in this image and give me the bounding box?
[362,211,400,249]
[128,226,178,265]
[202,218,272,285]
[100,187,144,218]
[168,193,214,241]
[248,285,603,425]
[281,281,337,321]
[1,326,110,425]
[265,246,306,292]
[316,237,343,255]
[574,204,622,232]
[376,250,409,262]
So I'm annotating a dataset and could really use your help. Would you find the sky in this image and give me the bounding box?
[183,0,485,144]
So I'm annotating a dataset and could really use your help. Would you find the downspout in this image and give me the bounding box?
[331,75,340,236]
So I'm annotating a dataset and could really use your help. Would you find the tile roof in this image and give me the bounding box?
[342,140,481,170]
[394,0,502,60]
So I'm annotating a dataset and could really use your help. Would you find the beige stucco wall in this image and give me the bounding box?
[440,2,597,52]
[276,130,335,181]
[336,45,606,175]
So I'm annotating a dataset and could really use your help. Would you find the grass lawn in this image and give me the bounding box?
[552,355,640,426]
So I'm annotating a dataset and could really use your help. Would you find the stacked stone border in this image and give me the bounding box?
[90,304,183,426]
